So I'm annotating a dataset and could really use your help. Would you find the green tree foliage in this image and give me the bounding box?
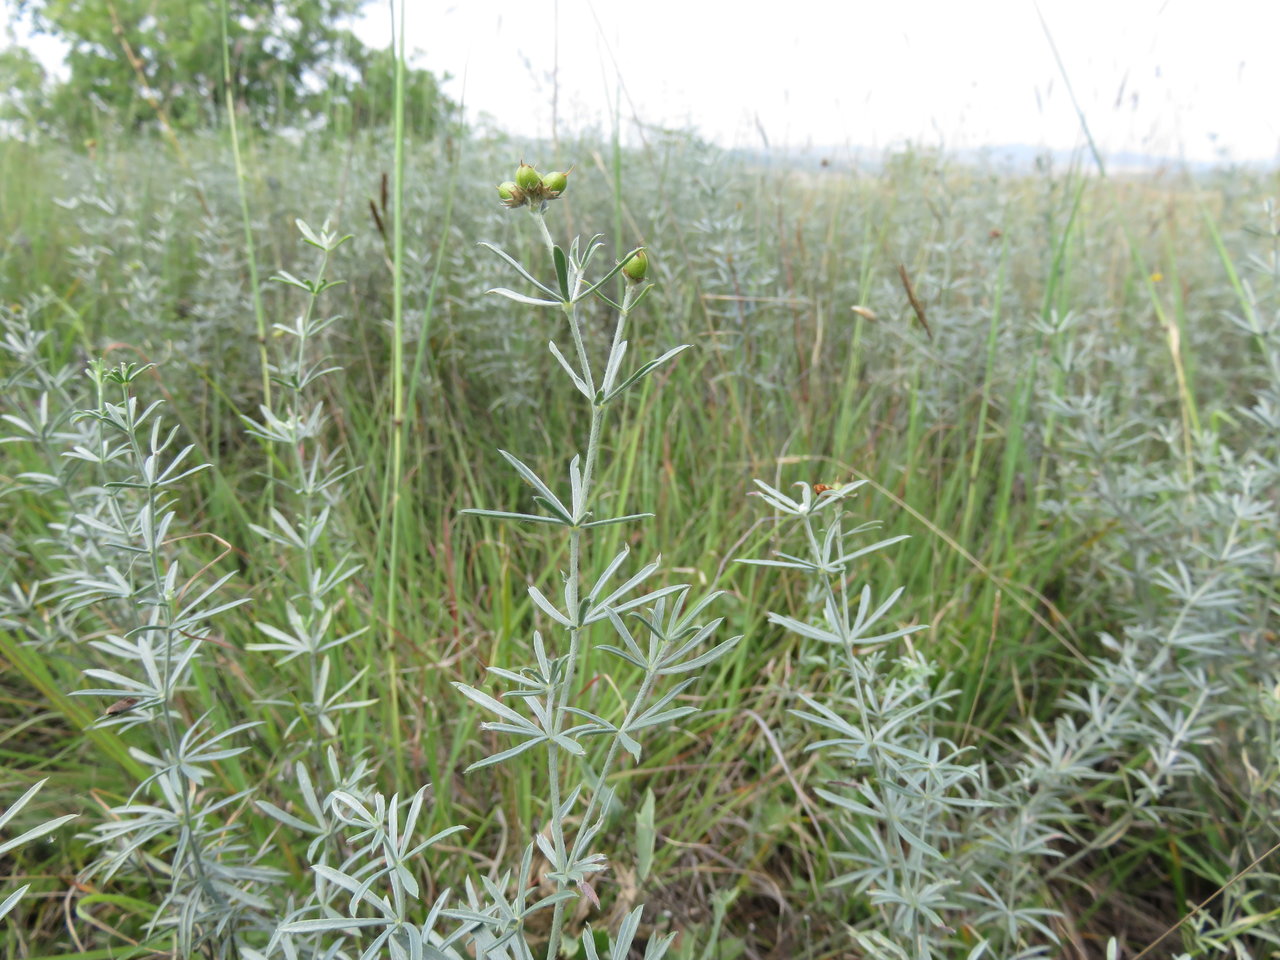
[0,45,50,126]
[7,0,453,137]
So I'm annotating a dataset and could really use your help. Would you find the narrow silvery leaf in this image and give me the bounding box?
[643,930,678,960]
[528,585,574,628]
[588,584,687,624]
[604,608,646,662]
[532,495,575,525]
[813,786,880,819]
[294,218,322,246]
[531,630,554,680]
[548,340,592,398]
[535,830,558,868]
[821,518,841,564]
[549,732,588,756]
[597,644,646,669]
[603,345,691,403]
[833,535,912,567]
[580,513,654,529]
[310,864,394,917]
[452,682,537,728]
[402,824,468,861]
[635,793,656,883]
[750,479,803,514]
[0,810,76,856]
[358,927,395,960]
[272,269,311,290]
[581,557,659,617]
[459,508,567,526]
[569,455,584,521]
[631,677,698,723]
[465,739,545,771]
[497,450,570,514]
[0,886,29,925]
[486,287,563,307]
[626,706,695,733]
[735,557,816,571]
[766,611,844,645]
[587,547,632,605]
[613,906,644,958]
[255,800,321,834]
[599,338,628,397]
[278,915,394,934]
[478,241,562,298]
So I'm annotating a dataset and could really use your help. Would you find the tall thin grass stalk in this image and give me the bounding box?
[381,0,411,792]
[219,0,270,409]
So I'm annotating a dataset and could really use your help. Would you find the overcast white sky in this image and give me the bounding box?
[356,0,1279,164]
[6,1,1276,163]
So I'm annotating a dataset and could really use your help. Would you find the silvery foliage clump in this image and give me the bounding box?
[1033,200,1280,953]
[16,354,273,956]
[739,482,1074,959]
[241,220,373,755]
[0,295,97,648]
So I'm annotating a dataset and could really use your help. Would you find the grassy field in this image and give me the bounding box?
[1,122,1278,960]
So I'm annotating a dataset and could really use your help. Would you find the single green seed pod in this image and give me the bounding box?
[622,250,648,283]
[497,181,518,201]
[541,170,569,195]
[515,162,541,192]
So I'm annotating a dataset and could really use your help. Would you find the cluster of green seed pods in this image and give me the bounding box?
[496,161,571,208]
[495,160,648,283]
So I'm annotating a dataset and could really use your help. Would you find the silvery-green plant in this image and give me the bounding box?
[51,358,274,955]
[739,480,1075,959]
[263,751,465,960]
[1024,199,1280,954]
[242,219,373,756]
[450,161,739,959]
[244,224,473,960]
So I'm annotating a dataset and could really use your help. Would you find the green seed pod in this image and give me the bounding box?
[622,250,648,283]
[515,162,541,193]
[497,181,526,208]
[541,170,569,196]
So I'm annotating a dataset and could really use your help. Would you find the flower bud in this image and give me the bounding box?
[515,162,541,193]
[622,250,648,283]
[541,170,569,196]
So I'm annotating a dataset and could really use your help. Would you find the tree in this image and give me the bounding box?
[8,0,452,136]
[334,43,454,140]
[0,45,51,128]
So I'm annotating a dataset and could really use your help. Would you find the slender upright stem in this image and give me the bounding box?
[384,0,408,789]
[218,0,269,411]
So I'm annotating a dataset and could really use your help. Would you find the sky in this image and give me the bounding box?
[354,0,1279,165]
[5,1,1276,164]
